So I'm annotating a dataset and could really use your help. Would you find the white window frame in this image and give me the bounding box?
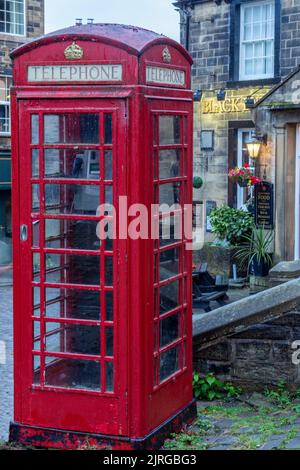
[0,0,26,37]
[237,128,254,209]
[0,75,12,136]
[239,0,275,81]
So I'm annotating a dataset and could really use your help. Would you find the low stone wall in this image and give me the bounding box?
[194,311,300,390]
[193,278,300,390]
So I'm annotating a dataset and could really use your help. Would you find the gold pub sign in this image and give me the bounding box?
[202,97,247,114]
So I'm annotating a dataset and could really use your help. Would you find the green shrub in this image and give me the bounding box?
[209,205,254,246]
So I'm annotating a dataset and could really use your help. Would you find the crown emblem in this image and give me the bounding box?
[162,47,171,64]
[64,42,84,60]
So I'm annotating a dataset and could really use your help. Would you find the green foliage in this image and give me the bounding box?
[193,372,242,401]
[208,205,254,246]
[264,381,300,408]
[235,226,274,271]
[193,176,203,189]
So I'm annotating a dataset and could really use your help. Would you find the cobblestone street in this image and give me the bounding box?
[0,286,13,443]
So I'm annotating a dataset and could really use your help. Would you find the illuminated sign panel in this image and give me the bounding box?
[146,66,185,86]
[28,64,123,82]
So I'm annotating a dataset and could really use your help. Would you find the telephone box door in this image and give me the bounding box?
[15,99,128,436]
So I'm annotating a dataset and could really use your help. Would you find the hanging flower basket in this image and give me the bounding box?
[228,164,262,187]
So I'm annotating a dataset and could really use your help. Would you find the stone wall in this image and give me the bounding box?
[193,276,300,391]
[194,310,300,390]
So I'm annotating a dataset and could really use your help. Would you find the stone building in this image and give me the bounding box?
[0,0,44,261]
[173,0,300,257]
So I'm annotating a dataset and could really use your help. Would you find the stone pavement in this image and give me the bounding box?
[0,286,13,442]
[164,396,300,450]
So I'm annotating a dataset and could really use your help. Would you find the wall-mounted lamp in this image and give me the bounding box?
[193,89,202,102]
[217,89,226,101]
[244,96,255,108]
[245,132,267,159]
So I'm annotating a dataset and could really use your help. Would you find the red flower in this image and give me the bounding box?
[244,163,250,168]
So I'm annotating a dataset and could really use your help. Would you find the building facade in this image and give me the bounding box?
[174,0,300,259]
[0,0,44,258]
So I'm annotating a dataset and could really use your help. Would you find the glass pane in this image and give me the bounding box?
[160,214,182,247]
[160,346,180,382]
[159,116,180,145]
[159,182,181,207]
[33,321,41,351]
[31,115,39,144]
[32,184,40,213]
[106,327,114,357]
[45,219,100,251]
[106,291,114,321]
[105,257,113,286]
[44,149,100,179]
[44,114,99,144]
[105,362,114,392]
[32,149,39,177]
[104,114,112,144]
[44,184,100,215]
[160,248,180,281]
[160,280,179,314]
[105,150,112,180]
[44,358,100,391]
[33,356,40,385]
[33,253,40,282]
[33,287,40,307]
[159,149,181,179]
[32,220,40,248]
[45,322,100,355]
[45,288,100,320]
[160,314,179,347]
[45,253,100,286]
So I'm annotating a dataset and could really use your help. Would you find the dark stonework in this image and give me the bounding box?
[193,278,300,390]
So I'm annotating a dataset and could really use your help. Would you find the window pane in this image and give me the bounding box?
[106,327,114,357]
[159,182,181,208]
[105,362,114,392]
[160,314,179,347]
[44,184,100,215]
[32,149,39,177]
[105,150,112,180]
[44,149,100,180]
[32,184,40,213]
[160,248,180,281]
[159,149,181,179]
[44,114,99,144]
[160,346,180,382]
[33,356,40,385]
[45,253,100,286]
[106,291,114,321]
[105,257,113,286]
[104,113,112,144]
[45,219,100,251]
[45,288,101,320]
[160,214,182,247]
[159,115,180,145]
[44,358,100,391]
[160,280,179,314]
[45,322,100,355]
[31,115,39,144]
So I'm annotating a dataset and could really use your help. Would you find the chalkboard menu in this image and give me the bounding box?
[254,181,274,229]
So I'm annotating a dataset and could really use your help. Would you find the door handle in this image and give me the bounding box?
[20,224,28,242]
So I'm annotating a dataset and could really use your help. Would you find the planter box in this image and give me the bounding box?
[194,243,247,278]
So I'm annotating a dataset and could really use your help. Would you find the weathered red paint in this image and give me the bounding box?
[10,23,196,449]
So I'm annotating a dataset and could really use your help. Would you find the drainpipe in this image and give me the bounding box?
[176,1,192,52]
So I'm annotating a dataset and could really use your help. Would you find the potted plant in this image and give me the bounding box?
[208,205,254,246]
[228,164,262,187]
[235,226,274,277]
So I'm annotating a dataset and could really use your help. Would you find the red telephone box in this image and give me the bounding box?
[9,23,196,450]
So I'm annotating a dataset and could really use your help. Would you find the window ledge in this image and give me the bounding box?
[227,77,281,89]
